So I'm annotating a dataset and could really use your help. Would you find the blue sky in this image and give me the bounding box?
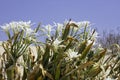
[0,0,120,40]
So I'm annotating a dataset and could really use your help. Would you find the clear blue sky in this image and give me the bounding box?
[0,0,120,40]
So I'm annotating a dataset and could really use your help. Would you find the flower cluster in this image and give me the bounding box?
[0,21,37,41]
[1,21,31,32]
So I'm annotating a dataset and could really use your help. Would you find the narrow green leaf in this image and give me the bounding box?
[78,40,87,54]
[55,62,61,80]
[80,41,94,59]
[62,21,71,40]
[43,44,50,66]
[35,23,41,33]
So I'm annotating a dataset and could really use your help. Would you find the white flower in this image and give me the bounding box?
[25,29,37,41]
[44,24,53,33]
[0,21,31,33]
[9,22,18,29]
[53,22,64,38]
[53,38,62,46]
[0,24,10,31]
[57,23,63,30]
[25,28,34,36]
[67,49,81,58]
[18,21,31,28]
[41,24,55,39]
[52,38,64,52]
[1,21,37,42]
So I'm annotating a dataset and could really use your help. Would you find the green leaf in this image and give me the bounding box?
[35,23,41,33]
[42,44,50,67]
[55,62,61,80]
[62,21,71,40]
[80,41,94,59]
[78,40,87,54]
